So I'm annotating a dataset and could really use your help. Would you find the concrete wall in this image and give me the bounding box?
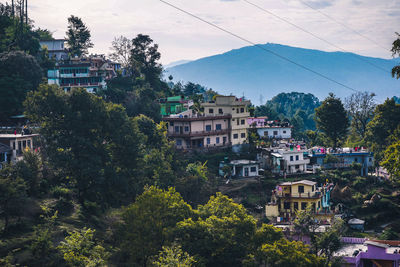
[257,127,291,139]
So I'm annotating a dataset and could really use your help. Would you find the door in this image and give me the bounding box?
[244,167,249,177]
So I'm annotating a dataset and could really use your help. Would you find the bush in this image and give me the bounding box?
[51,186,73,200]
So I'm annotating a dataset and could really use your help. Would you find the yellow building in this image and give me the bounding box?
[266,180,334,223]
[201,95,251,146]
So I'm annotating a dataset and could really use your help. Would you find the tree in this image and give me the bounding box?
[152,244,196,267]
[316,219,344,265]
[57,228,109,267]
[0,165,27,233]
[0,51,43,121]
[391,32,400,79]
[121,186,193,266]
[257,239,324,267]
[130,34,162,89]
[365,98,400,162]
[345,91,376,140]
[315,93,349,148]
[109,35,132,68]
[66,15,93,57]
[381,140,400,179]
[176,193,257,266]
[293,207,321,254]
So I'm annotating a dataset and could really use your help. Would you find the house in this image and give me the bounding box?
[265,180,334,223]
[219,159,260,178]
[268,148,310,175]
[308,147,374,176]
[159,96,194,116]
[0,133,39,162]
[162,110,231,150]
[40,39,68,61]
[202,96,251,146]
[248,118,292,139]
[47,55,118,93]
[337,240,400,267]
[348,218,365,231]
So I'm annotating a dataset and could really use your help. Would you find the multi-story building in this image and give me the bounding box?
[267,148,310,175]
[159,96,194,116]
[265,180,334,223]
[0,133,39,164]
[248,118,292,139]
[162,111,231,150]
[48,55,119,93]
[40,39,68,61]
[202,96,251,146]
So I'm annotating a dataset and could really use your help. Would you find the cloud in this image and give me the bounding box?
[302,0,334,9]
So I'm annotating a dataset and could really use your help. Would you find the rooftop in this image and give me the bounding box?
[230,160,258,165]
[280,180,316,186]
[0,134,39,139]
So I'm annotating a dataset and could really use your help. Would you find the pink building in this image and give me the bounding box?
[163,113,232,150]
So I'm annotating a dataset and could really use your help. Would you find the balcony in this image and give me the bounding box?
[286,159,310,166]
[168,128,230,137]
[275,191,322,199]
[163,114,232,121]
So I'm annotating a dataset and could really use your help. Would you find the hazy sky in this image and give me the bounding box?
[25,0,400,64]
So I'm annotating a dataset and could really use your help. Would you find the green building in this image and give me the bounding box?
[159,96,193,116]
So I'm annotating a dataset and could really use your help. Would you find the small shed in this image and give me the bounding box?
[348,218,365,231]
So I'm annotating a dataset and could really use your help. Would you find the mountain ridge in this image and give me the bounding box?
[165,43,400,104]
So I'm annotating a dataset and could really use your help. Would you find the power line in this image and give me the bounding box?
[298,0,388,52]
[158,0,360,93]
[243,0,389,74]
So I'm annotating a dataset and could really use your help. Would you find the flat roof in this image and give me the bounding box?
[230,159,258,165]
[280,180,316,186]
[0,134,39,139]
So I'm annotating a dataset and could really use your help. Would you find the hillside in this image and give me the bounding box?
[165,43,400,104]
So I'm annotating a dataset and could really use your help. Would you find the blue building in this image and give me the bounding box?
[308,148,374,176]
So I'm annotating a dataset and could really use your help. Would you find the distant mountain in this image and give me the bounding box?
[165,43,400,104]
[164,59,192,69]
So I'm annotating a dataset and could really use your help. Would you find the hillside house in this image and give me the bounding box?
[40,39,68,61]
[0,133,38,163]
[159,96,193,116]
[265,180,334,223]
[248,118,292,139]
[266,148,310,175]
[219,159,260,178]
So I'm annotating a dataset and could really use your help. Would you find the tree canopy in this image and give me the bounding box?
[66,15,93,57]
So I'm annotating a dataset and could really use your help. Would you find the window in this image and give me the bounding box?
[18,141,21,151]
[240,107,244,113]
[175,126,180,133]
[223,137,227,143]
[236,108,239,113]
[318,201,320,209]
[184,126,189,132]
[295,165,300,169]
[250,166,257,172]
[206,125,212,132]
[296,155,299,161]
[301,202,307,210]
[237,120,239,126]
[283,130,286,134]
[369,157,372,162]
[209,108,214,114]
[170,122,174,126]
[27,140,31,148]
[241,119,245,125]
[23,140,26,148]
[264,131,268,136]
[354,158,358,162]
[290,156,294,161]
[218,108,223,114]
[12,142,15,150]
[273,131,278,135]
[216,137,220,144]
[298,185,304,193]
[233,134,239,139]
[216,124,222,130]
[176,139,182,146]
[241,133,246,138]
[294,202,298,210]
[284,202,291,210]
[207,138,211,145]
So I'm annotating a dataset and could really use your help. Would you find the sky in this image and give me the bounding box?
[22,0,400,65]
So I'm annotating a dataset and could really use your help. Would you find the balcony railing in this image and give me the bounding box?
[275,191,322,198]
[168,128,230,137]
[163,114,232,121]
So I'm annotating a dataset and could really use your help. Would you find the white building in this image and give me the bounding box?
[219,159,260,178]
[40,39,68,61]
[257,127,292,139]
[270,148,310,175]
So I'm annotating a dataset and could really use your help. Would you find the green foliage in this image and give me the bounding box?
[152,244,196,267]
[66,15,93,57]
[365,98,400,162]
[121,186,193,266]
[0,51,43,121]
[15,150,42,197]
[317,219,344,264]
[255,92,321,138]
[391,32,400,79]
[58,228,109,267]
[257,239,324,267]
[315,93,349,148]
[176,193,257,266]
[382,140,400,179]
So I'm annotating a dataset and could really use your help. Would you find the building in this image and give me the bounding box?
[202,96,251,146]
[268,148,310,175]
[162,110,231,150]
[337,240,400,267]
[308,147,374,176]
[159,96,194,116]
[0,143,11,169]
[265,180,334,223]
[0,133,39,163]
[248,118,292,139]
[40,39,68,61]
[48,55,119,93]
[219,159,260,178]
